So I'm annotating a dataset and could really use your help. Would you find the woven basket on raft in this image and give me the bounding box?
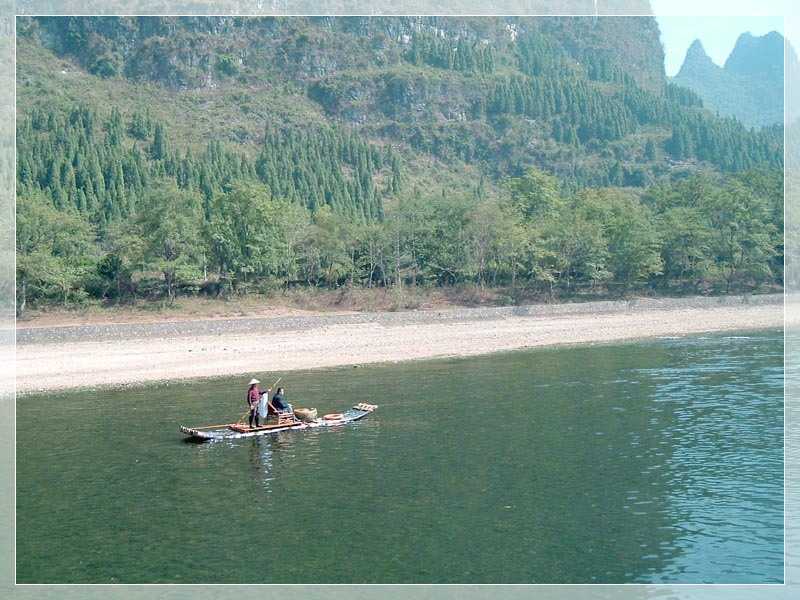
[293,407,318,423]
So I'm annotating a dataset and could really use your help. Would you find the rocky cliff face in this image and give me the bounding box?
[24,15,667,91]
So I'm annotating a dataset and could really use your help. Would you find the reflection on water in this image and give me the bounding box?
[16,330,784,584]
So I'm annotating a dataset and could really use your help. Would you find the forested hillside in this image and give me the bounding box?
[15,16,784,314]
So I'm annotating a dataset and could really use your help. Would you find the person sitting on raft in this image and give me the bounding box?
[267,387,292,417]
[247,378,272,428]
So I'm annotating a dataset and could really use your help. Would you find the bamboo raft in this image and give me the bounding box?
[180,403,379,441]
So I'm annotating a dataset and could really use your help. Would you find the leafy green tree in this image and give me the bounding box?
[545,193,610,294]
[353,222,389,288]
[150,122,169,161]
[419,193,478,285]
[308,205,357,287]
[207,182,283,291]
[505,167,563,220]
[655,206,714,290]
[43,253,96,307]
[98,220,145,303]
[206,183,314,292]
[272,199,312,289]
[217,53,240,76]
[644,138,657,161]
[387,192,479,287]
[381,202,410,290]
[645,172,781,293]
[603,192,663,294]
[128,109,153,140]
[137,182,205,302]
[86,33,123,77]
[566,188,663,293]
[385,192,430,287]
[16,191,95,314]
[469,199,502,288]
[474,197,531,291]
[704,179,778,292]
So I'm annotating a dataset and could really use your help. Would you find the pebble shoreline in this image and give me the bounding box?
[14,294,792,395]
[16,293,784,345]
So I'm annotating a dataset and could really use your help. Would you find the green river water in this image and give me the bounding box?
[16,329,784,584]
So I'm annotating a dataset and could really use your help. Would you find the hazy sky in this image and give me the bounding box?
[650,0,794,76]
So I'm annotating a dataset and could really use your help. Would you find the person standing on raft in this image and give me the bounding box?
[247,378,272,428]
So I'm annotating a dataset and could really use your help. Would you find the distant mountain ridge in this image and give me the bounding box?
[673,31,791,127]
[725,30,784,76]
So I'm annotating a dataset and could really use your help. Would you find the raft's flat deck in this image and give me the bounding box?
[228,420,303,433]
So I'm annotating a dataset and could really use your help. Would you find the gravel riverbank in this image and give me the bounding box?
[15,294,792,394]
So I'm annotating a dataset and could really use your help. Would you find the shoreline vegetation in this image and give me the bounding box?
[15,293,793,396]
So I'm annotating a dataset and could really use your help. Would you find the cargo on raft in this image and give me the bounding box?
[180,403,378,441]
